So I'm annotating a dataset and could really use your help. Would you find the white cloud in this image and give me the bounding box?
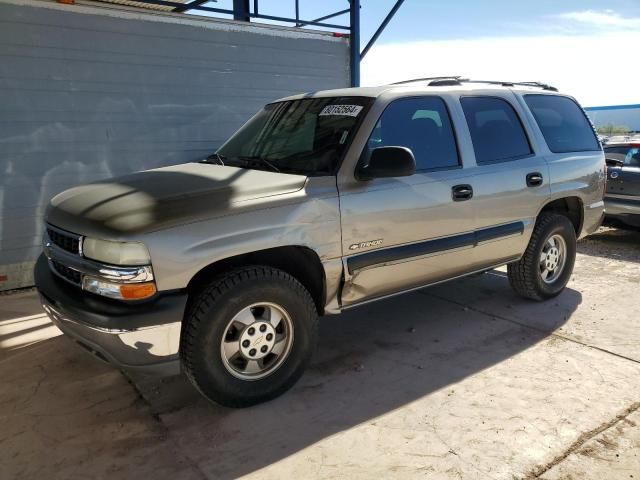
[361,31,640,107]
[556,9,639,28]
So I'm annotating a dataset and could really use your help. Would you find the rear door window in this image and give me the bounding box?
[524,94,600,153]
[460,97,532,164]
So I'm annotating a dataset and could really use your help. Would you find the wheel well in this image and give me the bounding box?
[186,246,326,315]
[539,197,583,235]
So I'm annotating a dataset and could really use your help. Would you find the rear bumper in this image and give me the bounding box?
[34,254,186,375]
[604,195,640,227]
[581,200,605,237]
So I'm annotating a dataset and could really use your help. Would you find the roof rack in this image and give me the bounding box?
[464,80,558,92]
[522,82,559,92]
[390,76,464,85]
[390,77,558,92]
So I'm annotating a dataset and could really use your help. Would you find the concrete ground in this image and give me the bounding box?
[1,227,639,480]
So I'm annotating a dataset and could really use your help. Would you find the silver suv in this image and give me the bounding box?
[35,79,605,407]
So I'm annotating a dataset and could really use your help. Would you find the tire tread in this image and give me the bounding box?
[508,213,573,301]
[180,265,317,407]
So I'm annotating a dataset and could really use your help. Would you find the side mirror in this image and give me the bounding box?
[358,146,416,180]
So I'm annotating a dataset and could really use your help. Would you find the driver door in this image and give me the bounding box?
[338,96,476,306]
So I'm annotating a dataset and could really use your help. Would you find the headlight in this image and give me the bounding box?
[83,238,151,266]
[80,238,155,300]
[82,276,157,301]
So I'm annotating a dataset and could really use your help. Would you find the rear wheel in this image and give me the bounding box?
[508,213,576,301]
[180,266,318,407]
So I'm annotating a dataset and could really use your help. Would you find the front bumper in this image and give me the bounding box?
[34,254,186,375]
[604,195,640,227]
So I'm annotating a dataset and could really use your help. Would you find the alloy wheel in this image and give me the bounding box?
[220,302,294,381]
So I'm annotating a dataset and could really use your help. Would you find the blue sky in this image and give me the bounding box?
[341,0,640,42]
[197,1,640,106]
[208,0,640,40]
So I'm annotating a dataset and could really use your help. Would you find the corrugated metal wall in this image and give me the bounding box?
[0,0,350,290]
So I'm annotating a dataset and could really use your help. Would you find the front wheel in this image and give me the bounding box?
[508,213,576,301]
[180,266,318,407]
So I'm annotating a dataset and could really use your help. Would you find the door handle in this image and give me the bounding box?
[452,184,473,201]
[526,172,543,187]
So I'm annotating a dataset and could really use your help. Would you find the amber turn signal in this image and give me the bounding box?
[119,282,157,300]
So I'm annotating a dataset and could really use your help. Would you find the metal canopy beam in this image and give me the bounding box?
[130,0,351,29]
[233,0,250,21]
[360,0,405,60]
[173,0,212,13]
[350,0,360,87]
[295,8,349,28]
[251,13,348,30]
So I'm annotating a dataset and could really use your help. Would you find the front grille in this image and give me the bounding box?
[47,226,80,254]
[51,259,82,286]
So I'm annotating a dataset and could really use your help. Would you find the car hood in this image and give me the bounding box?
[46,163,307,237]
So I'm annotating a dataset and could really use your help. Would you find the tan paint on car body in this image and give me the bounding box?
[44,83,606,313]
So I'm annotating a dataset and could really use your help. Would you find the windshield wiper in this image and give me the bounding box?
[202,152,227,166]
[238,156,281,173]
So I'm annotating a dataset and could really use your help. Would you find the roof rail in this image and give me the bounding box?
[464,80,558,92]
[389,77,558,91]
[390,76,464,85]
[517,81,558,92]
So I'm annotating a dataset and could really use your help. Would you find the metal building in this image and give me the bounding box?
[0,0,352,290]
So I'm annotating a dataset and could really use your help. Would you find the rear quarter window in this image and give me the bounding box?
[524,95,600,153]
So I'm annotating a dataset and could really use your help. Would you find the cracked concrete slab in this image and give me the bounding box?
[426,228,640,363]
[540,409,640,480]
[0,335,201,479]
[152,295,640,480]
[1,227,639,479]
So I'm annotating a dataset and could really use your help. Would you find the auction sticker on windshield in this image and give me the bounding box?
[319,105,363,117]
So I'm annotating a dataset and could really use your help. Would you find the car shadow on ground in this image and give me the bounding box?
[130,271,581,480]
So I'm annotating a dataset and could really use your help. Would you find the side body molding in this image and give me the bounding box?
[346,221,524,274]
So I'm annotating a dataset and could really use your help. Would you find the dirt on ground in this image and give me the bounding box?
[1,226,639,480]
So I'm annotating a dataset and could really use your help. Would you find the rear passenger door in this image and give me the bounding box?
[459,94,551,268]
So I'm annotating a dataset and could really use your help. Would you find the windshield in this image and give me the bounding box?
[213,97,372,175]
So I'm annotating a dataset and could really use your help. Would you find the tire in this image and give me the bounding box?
[180,266,318,407]
[508,213,576,301]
